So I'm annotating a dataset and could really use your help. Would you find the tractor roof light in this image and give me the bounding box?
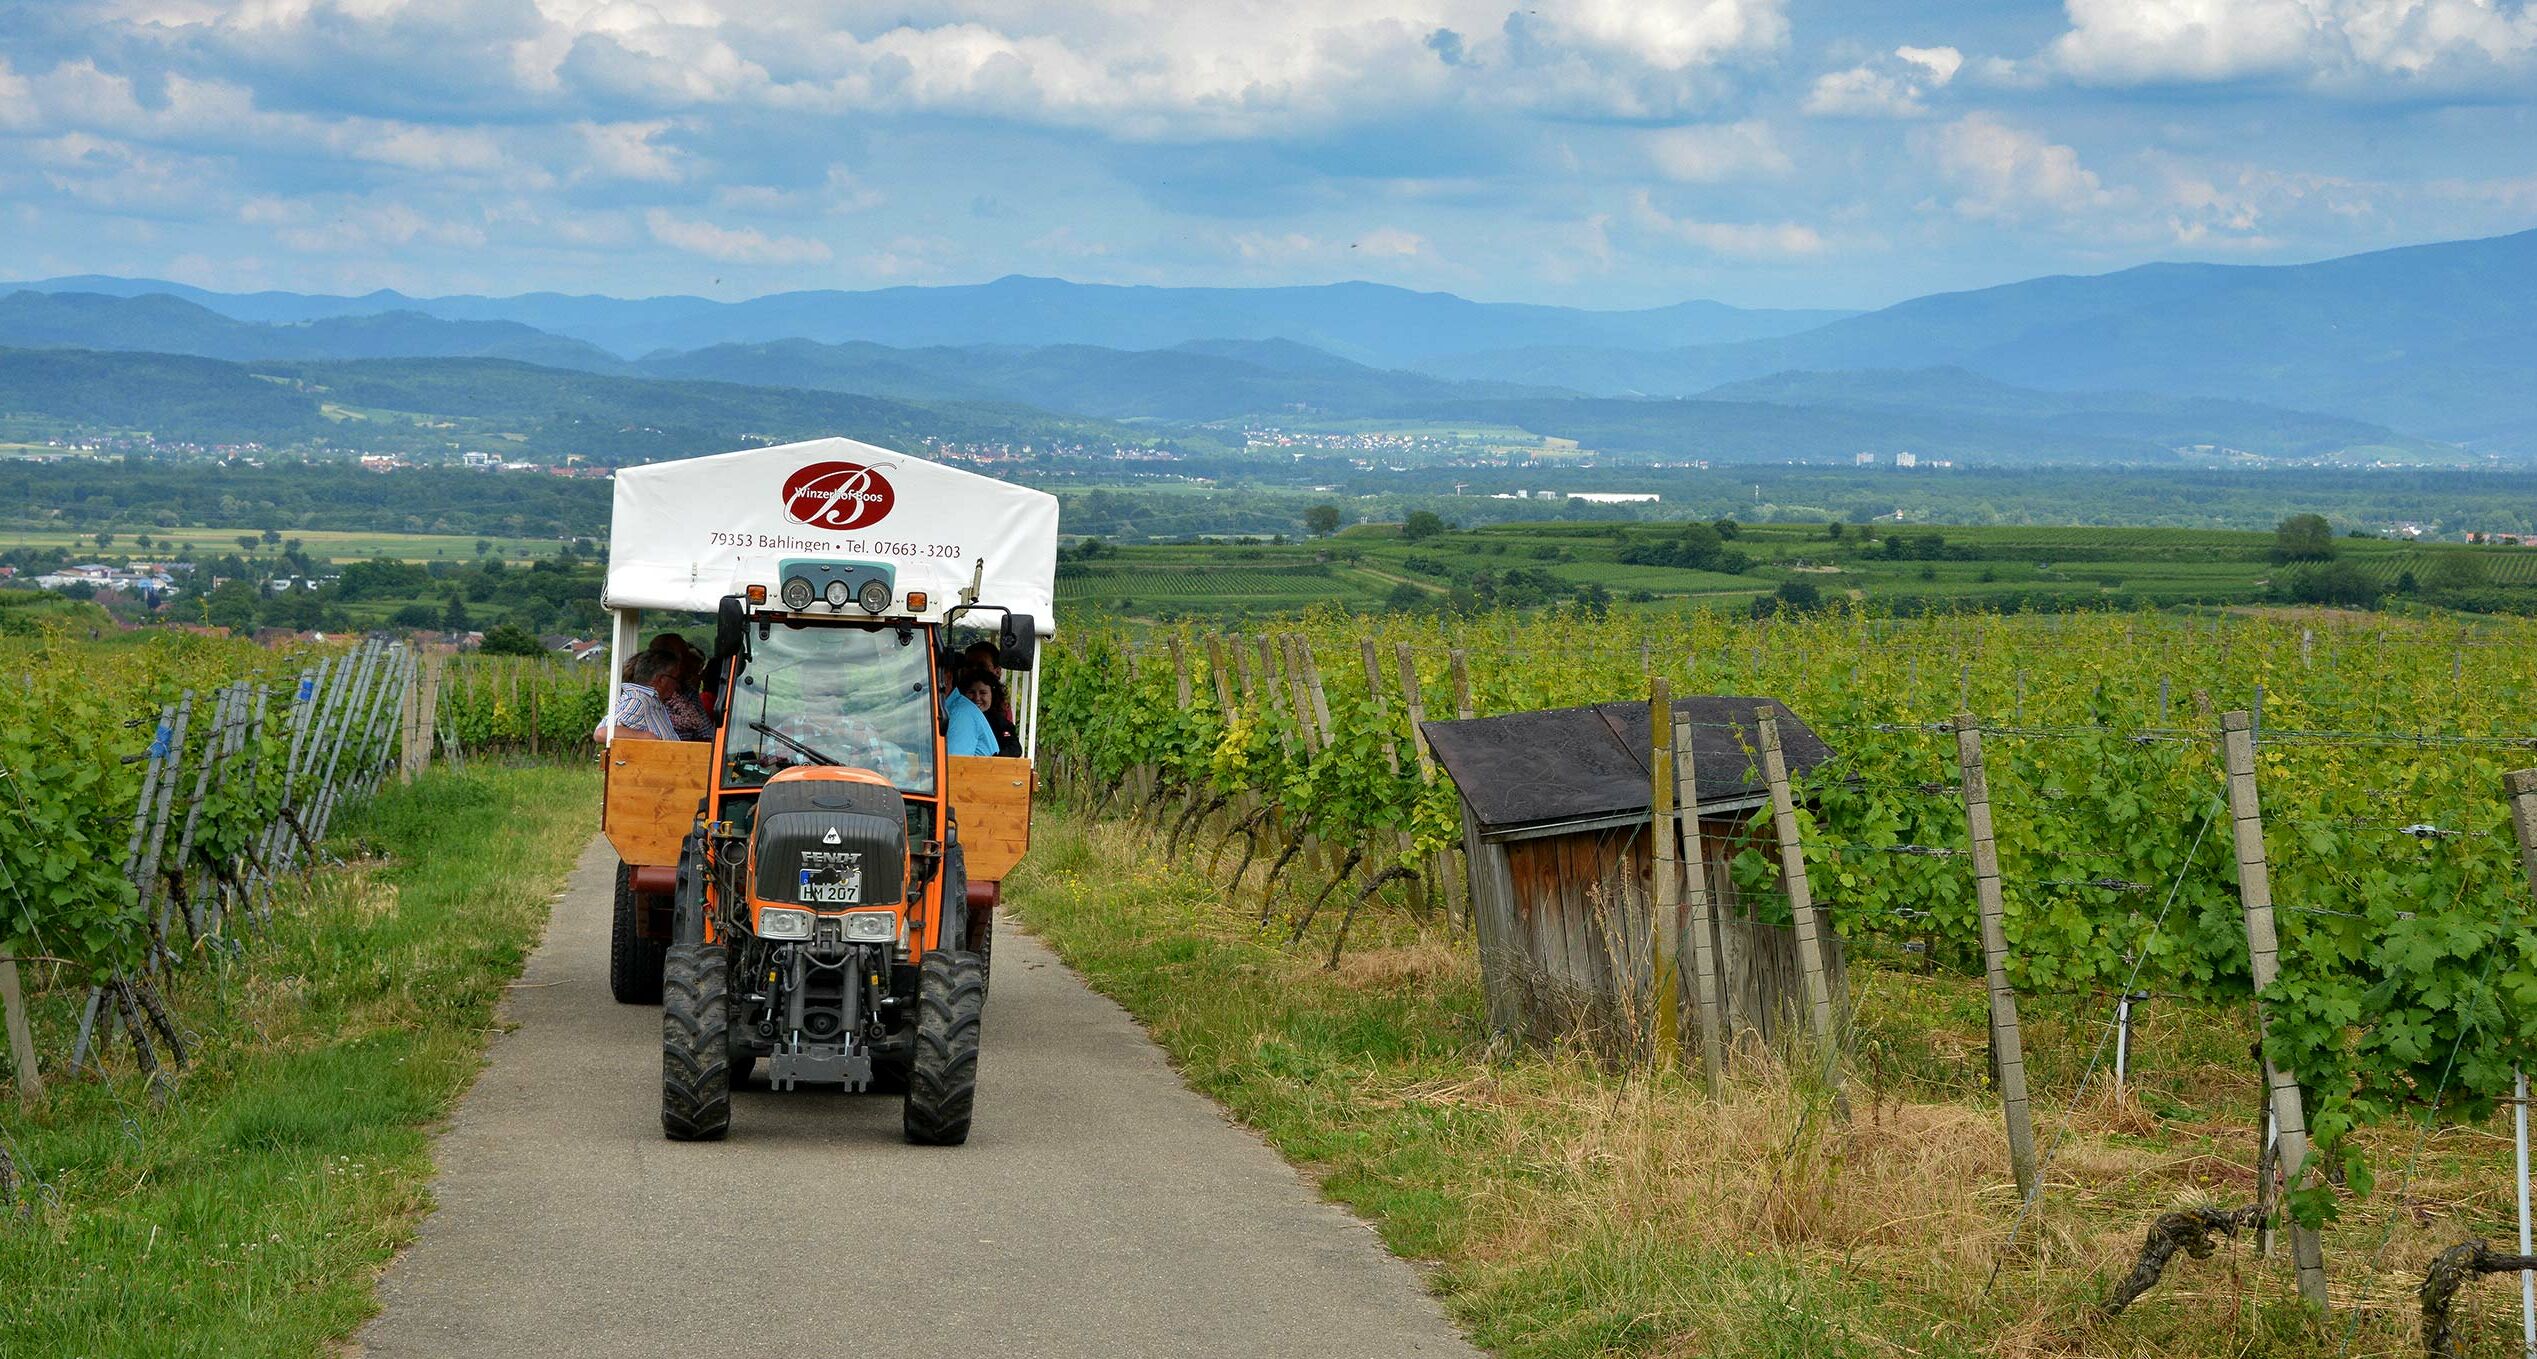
[745,584,768,604]
[857,579,890,614]
[904,591,927,612]
[824,579,852,609]
[780,576,815,611]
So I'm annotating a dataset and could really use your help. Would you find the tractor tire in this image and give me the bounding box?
[661,943,731,1141]
[609,864,666,1005]
[902,948,985,1146]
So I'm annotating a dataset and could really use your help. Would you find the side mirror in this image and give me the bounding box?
[998,614,1038,672]
[714,595,747,662]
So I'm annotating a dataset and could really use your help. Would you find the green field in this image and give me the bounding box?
[1,525,563,563]
[1060,520,2537,623]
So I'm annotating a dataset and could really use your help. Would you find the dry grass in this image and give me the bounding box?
[1017,806,2532,1359]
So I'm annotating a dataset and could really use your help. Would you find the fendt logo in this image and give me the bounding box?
[779,461,896,532]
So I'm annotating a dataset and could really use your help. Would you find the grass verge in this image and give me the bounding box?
[0,762,597,1358]
[1008,807,2524,1359]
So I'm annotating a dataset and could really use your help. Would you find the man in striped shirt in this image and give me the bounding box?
[596,649,683,742]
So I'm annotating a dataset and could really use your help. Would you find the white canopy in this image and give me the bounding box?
[603,437,1059,633]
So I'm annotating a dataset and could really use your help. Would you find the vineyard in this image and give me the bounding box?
[1040,605,2537,1338]
[0,630,605,1121]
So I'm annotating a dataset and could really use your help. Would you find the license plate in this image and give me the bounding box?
[797,850,862,905]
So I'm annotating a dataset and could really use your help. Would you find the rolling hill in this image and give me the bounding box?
[0,291,621,369]
[1422,228,2537,449]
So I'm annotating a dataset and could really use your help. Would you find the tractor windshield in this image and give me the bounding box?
[723,621,934,794]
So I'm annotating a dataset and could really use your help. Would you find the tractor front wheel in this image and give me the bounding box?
[609,865,666,1005]
[661,943,731,1141]
[902,949,984,1146]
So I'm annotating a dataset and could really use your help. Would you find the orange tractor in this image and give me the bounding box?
[596,439,1054,1143]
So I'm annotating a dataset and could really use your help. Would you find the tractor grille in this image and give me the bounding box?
[754,811,906,906]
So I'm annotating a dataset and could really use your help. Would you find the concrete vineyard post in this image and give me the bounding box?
[1646,678,1680,1068]
[1673,711,1727,1095]
[1953,714,2039,1200]
[1759,715,1841,1095]
[2499,768,2537,1354]
[2220,709,2329,1308]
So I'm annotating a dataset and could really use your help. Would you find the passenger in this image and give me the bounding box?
[648,634,712,740]
[961,670,1022,757]
[941,666,1000,757]
[596,650,682,743]
[961,640,1016,726]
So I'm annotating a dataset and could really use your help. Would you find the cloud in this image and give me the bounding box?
[1644,119,1790,181]
[274,200,489,253]
[1629,190,1824,256]
[1804,44,1963,117]
[1924,114,2112,221]
[574,120,685,183]
[643,208,832,265]
[2045,0,2537,89]
[1352,226,1429,257]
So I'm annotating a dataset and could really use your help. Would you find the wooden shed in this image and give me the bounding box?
[1422,696,1846,1057]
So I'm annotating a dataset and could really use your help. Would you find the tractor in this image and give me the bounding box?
[595,438,1055,1145]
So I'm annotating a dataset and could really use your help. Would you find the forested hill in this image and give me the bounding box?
[0,349,1209,461]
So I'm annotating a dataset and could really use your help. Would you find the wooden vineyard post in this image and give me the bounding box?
[1953,715,2039,1200]
[1169,636,1193,709]
[2220,710,2329,1308]
[1758,715,1842,1096]
[1359,639,1399,773]
[1449,648,1474,720]
[1,952,40,1105]
[1674,710,1726,1094]
[1646,677,1681,1068]
[1206,637,1235,718]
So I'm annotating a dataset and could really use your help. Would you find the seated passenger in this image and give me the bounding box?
[648,634,712,740]
[596,651,682,742]
[961,671,1022,757]
[941,667,1000,757]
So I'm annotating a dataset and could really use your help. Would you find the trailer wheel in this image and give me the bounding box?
[964,897,995,1002]
[902,949,984,1146]
[661,943,731,1141]
[609,864,666,1005]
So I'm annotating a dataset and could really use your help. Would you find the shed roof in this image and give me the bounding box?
[1422,696,1833,840]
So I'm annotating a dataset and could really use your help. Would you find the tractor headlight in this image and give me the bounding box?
[857,579,890,614]
[824,579,852,609]
[779,576,815,611]
[840,910,898,943]
[757,907,813,940]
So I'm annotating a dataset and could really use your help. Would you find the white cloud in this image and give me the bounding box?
[2046,0,2537,88]
[1644,119,1791,182]
[643,209,831,265]
[1629,190,1824,257]
[1804,44,1963,117]
[1924,114,2112,221]
[574,120,684,183]
[276,200,488,253]
[1352,226,1429,257]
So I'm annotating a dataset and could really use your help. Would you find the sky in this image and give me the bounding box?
[0,0,2533,311]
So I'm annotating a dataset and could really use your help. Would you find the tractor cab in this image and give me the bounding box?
[594,438,1056,1145]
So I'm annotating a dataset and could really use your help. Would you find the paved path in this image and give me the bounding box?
[356,838,1482,1358]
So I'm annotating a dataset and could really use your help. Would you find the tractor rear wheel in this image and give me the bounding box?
[902,948,984,1146]
[609,864,666,1005]
[661,943,731,1141]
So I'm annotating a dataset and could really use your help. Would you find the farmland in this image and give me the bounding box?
[1056,518,2535,622]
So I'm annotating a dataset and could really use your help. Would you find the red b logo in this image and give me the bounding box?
[780,461,896,532]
